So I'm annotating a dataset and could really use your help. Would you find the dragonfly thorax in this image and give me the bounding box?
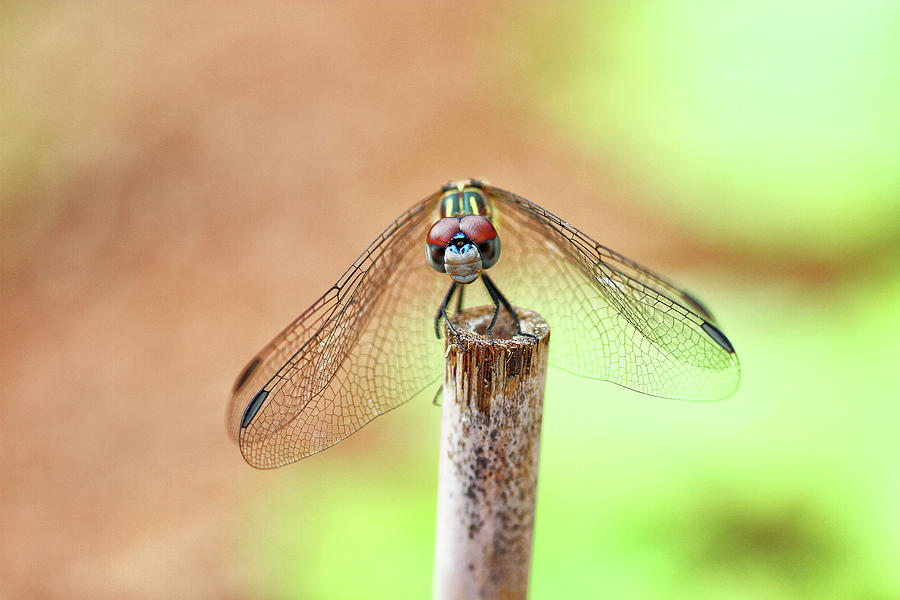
[439,180,493,220]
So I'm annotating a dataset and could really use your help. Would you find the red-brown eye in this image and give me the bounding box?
[459,216,500,268]
[426,218,461,247]
[426,244,445,273]
[477,237,500,269]
[459,215,497,244]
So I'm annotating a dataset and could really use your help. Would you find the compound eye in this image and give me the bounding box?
[426,244,446,273]
[477,237,500,269]
[459,215,497,244]
[427,218,461,246]
[459,216,500,268]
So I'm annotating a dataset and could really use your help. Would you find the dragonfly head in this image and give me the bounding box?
[426,215,501,284]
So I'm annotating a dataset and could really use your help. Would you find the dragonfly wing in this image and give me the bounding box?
[485,185,740,401]
[226,192,446,468]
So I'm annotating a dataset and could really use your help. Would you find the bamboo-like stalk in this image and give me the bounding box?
[433,306,550,600]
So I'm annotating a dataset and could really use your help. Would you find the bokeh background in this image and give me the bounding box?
[2,2,899,599]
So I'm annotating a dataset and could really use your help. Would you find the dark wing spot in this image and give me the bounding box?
[241,389,269,428]
[234,357,261,392]
[681,290,714,321]
[701,321,735,354]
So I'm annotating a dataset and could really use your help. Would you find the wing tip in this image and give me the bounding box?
[240,389,269,428]
[701,320,735,354]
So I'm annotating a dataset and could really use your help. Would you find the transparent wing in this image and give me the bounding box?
[226,192,446,468]
[484,184,740,401]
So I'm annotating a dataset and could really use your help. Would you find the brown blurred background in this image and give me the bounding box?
[3,3,898,599]
[0,4,639,597]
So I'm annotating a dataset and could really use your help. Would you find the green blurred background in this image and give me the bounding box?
[2,2,898,599]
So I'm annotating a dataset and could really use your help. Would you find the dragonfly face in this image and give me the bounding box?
[425,215,501,284]
[426,181,500,284]
[228,178,741,469]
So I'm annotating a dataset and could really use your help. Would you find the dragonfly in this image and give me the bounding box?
[227,179,740,469]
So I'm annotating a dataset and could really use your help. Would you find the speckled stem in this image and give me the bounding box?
[433,306,550,600]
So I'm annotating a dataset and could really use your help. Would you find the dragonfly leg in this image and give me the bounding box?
[435,281,467,349]
[432,385,442,407]
[481,276,502,345]
[482,274,538,341]
[455,285,465,313]
[434,281,457,338]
